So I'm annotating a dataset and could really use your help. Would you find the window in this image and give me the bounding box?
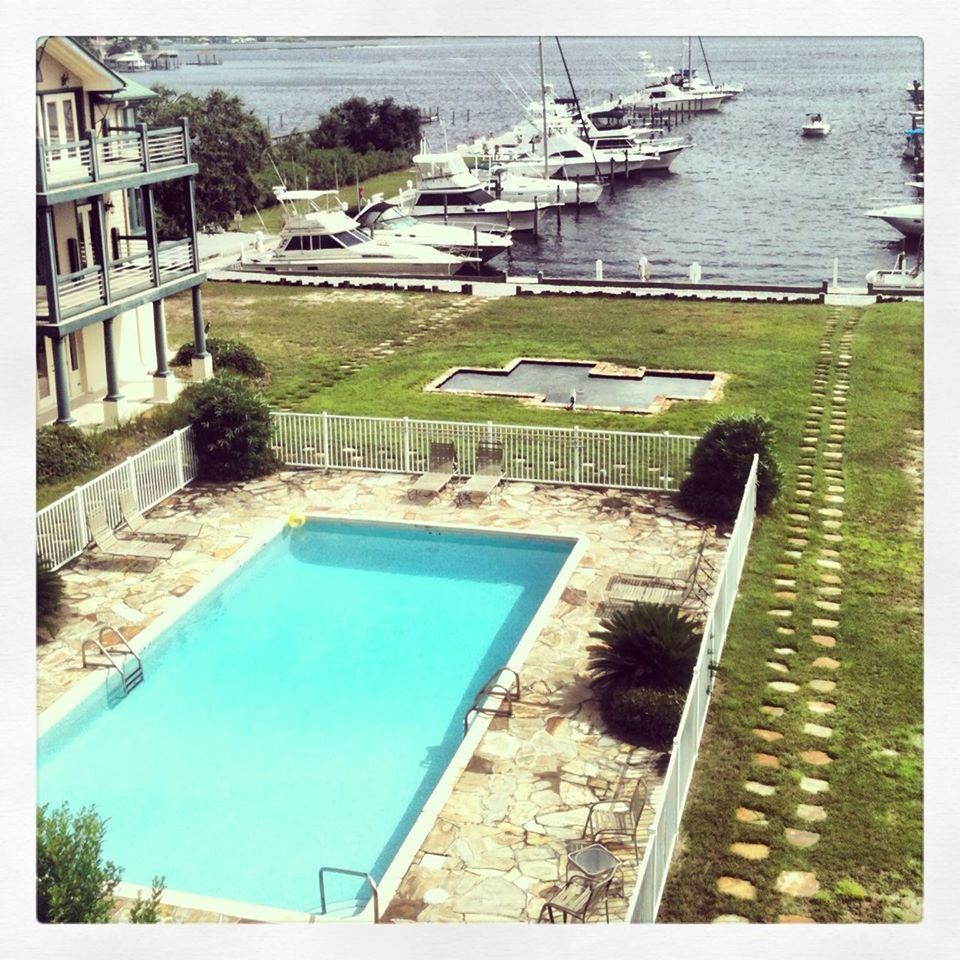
[126,187,145,233]
[36,337,50,399]
[68,332,80,371]
[283,235,303,251]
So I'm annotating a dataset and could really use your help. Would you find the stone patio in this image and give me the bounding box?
[37,469,723,924]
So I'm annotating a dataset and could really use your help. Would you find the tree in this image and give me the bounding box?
[138,86,271,231]
[37,803,122,923]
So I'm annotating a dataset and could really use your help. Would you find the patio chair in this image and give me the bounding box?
[119,487,202,539]
[407,441,457,499]
[537,854,621,923]
[455,442,504,505]
[581,777,648,862]
[85,505,174,560]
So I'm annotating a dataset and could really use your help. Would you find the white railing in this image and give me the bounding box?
[271,412,699,492]
[36,427,198,570]
[626,453,759,922]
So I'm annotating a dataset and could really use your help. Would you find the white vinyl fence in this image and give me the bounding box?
[36,426,198,570]
[271,412,699,492]
[627,453,760,922]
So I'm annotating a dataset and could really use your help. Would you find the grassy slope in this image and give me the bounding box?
[657,301,923,922]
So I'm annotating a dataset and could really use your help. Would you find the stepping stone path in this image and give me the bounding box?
[711,307,860,922]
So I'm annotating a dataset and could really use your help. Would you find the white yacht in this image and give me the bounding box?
[865,249,923,290]
[233,188,467,277]
[619,78,726,113]
[399,153,548,232]
[863,201,924,238]
[802,114,831,137]
[481,165,604,205]
[353,195,513,263]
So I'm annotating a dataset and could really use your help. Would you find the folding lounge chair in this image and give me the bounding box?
[407,441,457,499]
[119,487,202,538]
[455,442,504,505]
[86,505,174,560]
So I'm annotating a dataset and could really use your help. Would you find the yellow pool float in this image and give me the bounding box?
[287,512,306,528]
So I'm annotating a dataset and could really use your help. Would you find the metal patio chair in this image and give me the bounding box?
[537,850,622,923]
[455,441,504,505]
[85,505,174,560]
[118,487,202,539]
[407,441,457,499]
[581,777,649,862]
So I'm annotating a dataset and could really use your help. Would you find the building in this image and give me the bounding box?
[36,35,212,426]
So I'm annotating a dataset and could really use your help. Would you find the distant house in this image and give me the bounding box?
[36,36,213,426]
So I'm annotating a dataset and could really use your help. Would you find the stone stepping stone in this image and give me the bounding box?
[745,781,777,797]
[775,578,797,588]
[777,564,797,574]
[812,656,840,670]
[736,806,770,825]
[778,914,816,923]
[768,680,799,693]
[800,749,833,765]
[824,452,843,461]
[797,803,827,822]
[753,727,784,742]
[775,871,820,897]
[794,490,812,499]
[785,828,821,849]
[827,483,845,492]
[818,586,843,597]
[803,723,834,739]
[769,609,793,618]
[800,776,830,794]
[807,700,836,714]
[819,507,844,518]
[809,678,837,693]
[823,533,843,543]
[717,877,757,900]
[820,574,843,585]
[755,752,780,768]
[787,526,809,537]
[760,704,786,718]
[767,661,790,674]
[774,646,797,656]
[822,519,842,529]
[787,514,809,525]
[774,591,797,601]
[811,634,837,648]
[776,626,796,636]
[787,538,809,548]
[816,600,841,612]
[730,842,770,860]
[713,915,751,923]
[783,550,804,561]
[812,618,840,631]
[816,558,842,571]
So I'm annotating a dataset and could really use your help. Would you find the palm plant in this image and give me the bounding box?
[587,602,702,698]
[37,557,63,634]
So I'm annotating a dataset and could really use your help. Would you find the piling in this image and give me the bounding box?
[533,197,540,238]
[555,185,562,227]
[575,175,581,211]
[595,259,603,280]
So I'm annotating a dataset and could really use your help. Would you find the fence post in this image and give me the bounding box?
[73,486,87,546]
[322,411,331,469]
[486,419,494,445]
[573,425,581,484]
[126,458,138,505]
[403,417,411,473]
[661,431,670,489]
[173,432,186,488]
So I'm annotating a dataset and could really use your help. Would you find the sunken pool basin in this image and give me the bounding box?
[428,358,723,413]
[37,517,582,920]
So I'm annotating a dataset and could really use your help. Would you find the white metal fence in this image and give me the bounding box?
[627,453,759,922]
[271,411,699,492]
[36,427,198,570]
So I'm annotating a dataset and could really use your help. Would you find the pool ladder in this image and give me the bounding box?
[463,666,520,736]
[317,866,379,922]
[81,623,144,697]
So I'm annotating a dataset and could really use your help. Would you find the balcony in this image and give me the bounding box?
[37,237,200,324]
[37,121,197,201]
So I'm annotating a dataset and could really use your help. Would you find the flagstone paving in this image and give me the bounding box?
[38,469,722,924]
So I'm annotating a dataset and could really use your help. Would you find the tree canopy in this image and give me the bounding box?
[138,85,271,231]
[310,96,421,153]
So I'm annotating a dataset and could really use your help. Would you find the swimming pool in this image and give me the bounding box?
[37,517,581,920]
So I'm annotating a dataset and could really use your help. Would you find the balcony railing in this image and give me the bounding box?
[37,119,192,193]
[37,238,197,322]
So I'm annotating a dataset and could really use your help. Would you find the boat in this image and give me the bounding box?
[865,245,923,289]
[353,195,513,263]
[232,188,468,277]
[863,201,924,237]
[482,166,604,205]
[802,114,831,137]
[398,153,549,232]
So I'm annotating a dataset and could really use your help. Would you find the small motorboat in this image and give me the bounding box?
[865,244,923,290]
[802,114,831,137]
[863,201,923,238]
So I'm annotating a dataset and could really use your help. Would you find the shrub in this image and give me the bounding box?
[36,424,99,484]
[677,412,783,522]
[172,337,268,380]
[181,373,278,482]
[598,684,687,747]
[587,602,702,698]
[36,558,63,633]
[129,876,166,922]
[37,803,122,923]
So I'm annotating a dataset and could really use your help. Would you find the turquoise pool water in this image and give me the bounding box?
[37,519,575,915]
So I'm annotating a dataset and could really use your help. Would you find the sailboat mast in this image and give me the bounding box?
[538,36,549,180]
[698,36,715,86]
[555,36,601,180]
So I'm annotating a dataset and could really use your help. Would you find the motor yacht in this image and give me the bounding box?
[353,195,512,263]
[398,153,549,232]
[802,114,831,137]
[863,201,923,238]
[482,165,603,205]
[232,188,467,277]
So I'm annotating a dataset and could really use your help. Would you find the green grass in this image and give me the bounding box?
[656,301,923,923]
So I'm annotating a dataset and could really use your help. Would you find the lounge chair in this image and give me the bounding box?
[86,505,174,560]
[119,487,202,538]
[581,777,648,862]
[407,441,457,499]
[455,442,504,505]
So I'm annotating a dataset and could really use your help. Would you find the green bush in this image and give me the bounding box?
[587,602,702,698]
[36,558,63,634]
[36,424,99,484]
[37,803,122,923]
[598,684,687,747]
[129,876,166,922]
[677,412,783,522]
[172,337,268,380]
[181,373,278,482]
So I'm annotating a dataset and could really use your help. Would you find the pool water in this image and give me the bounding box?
[437,360,715,410]
[38,519,575,915]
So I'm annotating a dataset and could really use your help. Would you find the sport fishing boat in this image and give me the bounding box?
[232,188,468,277]
[802,113,831,137]
[863,201,924,237]
[353,195,513,263]
[481,165,604,205]
[399,153,548,231]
